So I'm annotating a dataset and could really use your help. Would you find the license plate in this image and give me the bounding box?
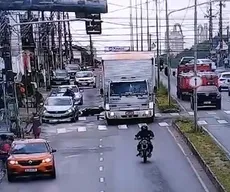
[82,82,88,85]
[25,169,37,172]
[55,82,61,84]
[204,101,211,104]
[125,111,134,115]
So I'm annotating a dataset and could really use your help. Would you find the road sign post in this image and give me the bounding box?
[189,76,202,132]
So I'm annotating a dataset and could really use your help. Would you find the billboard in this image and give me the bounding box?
[0,0,107,13]
[104,46,130,52]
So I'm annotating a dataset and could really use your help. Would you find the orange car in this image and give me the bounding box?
[6,139,57,182]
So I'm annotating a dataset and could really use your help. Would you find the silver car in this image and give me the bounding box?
[42,96,79,123]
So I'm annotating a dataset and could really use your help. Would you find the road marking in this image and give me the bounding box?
[57,128,66,134]
[217,120,228,124]
[197,120,207,125]
[100,157,104,161]
[65,154,80,159]
[166,126,209,192]
[118,125,128,129]
[207,111,216,115]
[188,112,194,115]
[99,145,102,148]
[155,113,162,117]
[98,125,108,131]
[77,126,87,132]
[99,166,103,171]
[100,153,103,156]
[100,139,103,141]
[170,113,179,116]
[79,117,86,121]
[99,178,104,182]
[158,122,169,127]
[224,111,230,114]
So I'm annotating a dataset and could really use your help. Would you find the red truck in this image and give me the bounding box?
[176,63,218,100]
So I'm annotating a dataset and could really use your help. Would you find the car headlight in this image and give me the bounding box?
[68,109,73,113]
[76,94,81,99]
[9,160,18,165]
[42,158,52,163]
[110,112,115,116]
[144,111,149,115]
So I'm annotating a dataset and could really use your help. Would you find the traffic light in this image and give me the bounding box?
[85,14,102,35]
[160,58,164,71]
[164,66,168,76]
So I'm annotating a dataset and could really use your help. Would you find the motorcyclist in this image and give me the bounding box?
[135,125,154,156]
[63,88,75,98]
[0,135,11,166]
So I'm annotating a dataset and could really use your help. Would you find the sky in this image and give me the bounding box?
[68,0,230,57]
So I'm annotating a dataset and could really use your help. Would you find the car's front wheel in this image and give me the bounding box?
[71,112,78,122]
[7,172,15,182]
[50,167,56,179]
[216,100,221,109]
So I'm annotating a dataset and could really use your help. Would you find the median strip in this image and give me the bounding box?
[173,118,230,192]
[156,82,179,113]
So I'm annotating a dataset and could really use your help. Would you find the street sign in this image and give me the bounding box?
[85,14,102,34]
[189,76,202,88]
[0,0,108,13]
[104,46,130,52]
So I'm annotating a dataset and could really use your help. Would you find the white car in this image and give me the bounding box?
[189,59,216,71]
[74,71,96,88]
[218,72,230,91]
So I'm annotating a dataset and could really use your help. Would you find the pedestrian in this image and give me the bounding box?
[34,89,44,112]
[28,113,42,139]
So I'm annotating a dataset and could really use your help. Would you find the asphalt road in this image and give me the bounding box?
[160,72,230,155]
[0,79,217,192]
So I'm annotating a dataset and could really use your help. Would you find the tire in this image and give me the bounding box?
[50,167,56,179]
[71,113,77,122]
[7,172,15,182]
[93,84,96,88]
[216,101,221,110]
[143,152,147,163]
[106,118,116,125]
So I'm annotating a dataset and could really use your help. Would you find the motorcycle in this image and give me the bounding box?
[135,137,153,163]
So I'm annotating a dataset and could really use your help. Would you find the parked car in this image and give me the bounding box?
[51,70,70,87]
[42,96,79,123]
[190,85,221,110]
[218,71,230,91]
[57,85,84,105]
[6,139,57,182]
[66,64,81,79]
[74,71,96,88]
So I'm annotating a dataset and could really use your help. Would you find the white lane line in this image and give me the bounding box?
[197,120,207,125]
[100,139,103,142]
[99,178,104,182]
[217,120,228,124]
[166,126,209,192]
[57,128,66,134]
[99,166,103,171]
[100,153,103,156]
[158,122,169,127]
[224,111,230,114]
[99,145,102,148]
[170,113,179,116]
[98,125,108,131]
[65,154,80,159]
[77,126,87,132]
[207,111,216,115]
[79,117,86,121]
[118,125,128,129]
[155,113,162,117]
[100,157,104,161]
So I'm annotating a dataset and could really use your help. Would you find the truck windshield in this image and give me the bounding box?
[110,81,148,96]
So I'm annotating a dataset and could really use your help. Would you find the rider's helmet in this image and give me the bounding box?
[141,125,148,131]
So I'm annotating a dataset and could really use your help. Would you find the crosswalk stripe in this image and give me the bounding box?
[118,125,128,129]
[79,117,87,121]
[77,126,87,132]
[57,128,66,134]
[98,125,107,130]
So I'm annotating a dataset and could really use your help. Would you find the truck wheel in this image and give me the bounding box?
[216,101,221,109]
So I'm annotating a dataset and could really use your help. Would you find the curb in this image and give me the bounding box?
[172,121,226,192]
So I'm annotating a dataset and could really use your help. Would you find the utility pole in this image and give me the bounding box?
[146,0,150,50]
[140,0,143,51]
[130,0,134,51]
[50,12,56,69]
[63,12,68,62]
[89,35,94,67]
[194,0,198,131]
[227,26,230,66]
[57,12,63,69]
[155,0,160,87]
[204,1,214,53]
[66,13,73,63]
[219,0,223,67]
[135,0,139,51]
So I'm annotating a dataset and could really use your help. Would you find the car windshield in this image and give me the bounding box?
[45,97,72,106]
[76,71,93,78]
[197,86,218,93]
[11,143,48,154]
[58,86,79,93]
[110,81,148,96]
[55,71,67,76]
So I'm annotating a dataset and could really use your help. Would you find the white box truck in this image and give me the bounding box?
[101,52,156,125]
